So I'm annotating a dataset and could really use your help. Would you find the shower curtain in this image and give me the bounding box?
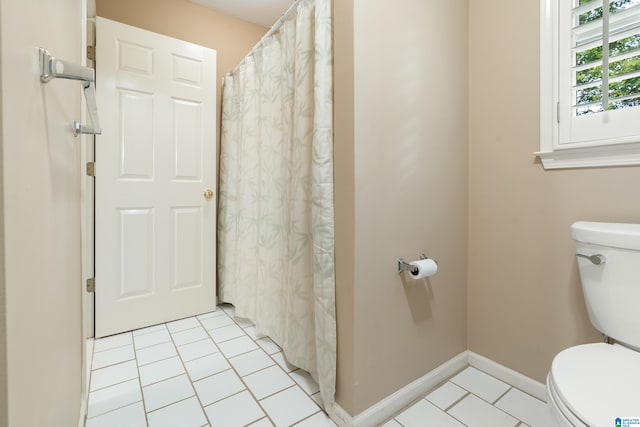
[217,0,336,412]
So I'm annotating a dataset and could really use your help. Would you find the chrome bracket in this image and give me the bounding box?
[39,48,102,136]
[398,254,428,274]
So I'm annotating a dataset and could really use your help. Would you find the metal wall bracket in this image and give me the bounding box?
[398,254,429,274]
[39,47,102,136]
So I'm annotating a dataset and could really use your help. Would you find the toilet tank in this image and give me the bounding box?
[572,222,640,349]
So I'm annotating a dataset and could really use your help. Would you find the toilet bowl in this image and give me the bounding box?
[547,343,640,426]
[547,222,640,426]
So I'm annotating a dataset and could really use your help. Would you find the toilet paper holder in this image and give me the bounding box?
[398,254,434,274]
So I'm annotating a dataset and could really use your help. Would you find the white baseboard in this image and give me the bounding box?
[331,350,548,427]
[467,351,547,402]
[78,396,87,427]
[78,339,94,427]
[331,351,468,427]
[330,403,353,427]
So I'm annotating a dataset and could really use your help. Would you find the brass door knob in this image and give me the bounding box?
[204,189,214,199]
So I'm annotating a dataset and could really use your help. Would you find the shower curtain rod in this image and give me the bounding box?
[227,0,301,76]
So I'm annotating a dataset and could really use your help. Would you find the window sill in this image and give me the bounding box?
[535,142,640,169]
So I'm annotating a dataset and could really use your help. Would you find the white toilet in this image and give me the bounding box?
[546,222,640,426]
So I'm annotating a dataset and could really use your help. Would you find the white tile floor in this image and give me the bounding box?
[384,366,554,427]
[86,304,333,427]
[87,305,553,427]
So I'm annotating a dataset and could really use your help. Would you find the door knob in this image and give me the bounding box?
[204,189,214,199]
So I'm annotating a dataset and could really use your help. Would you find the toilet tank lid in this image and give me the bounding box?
[572,221,640,250]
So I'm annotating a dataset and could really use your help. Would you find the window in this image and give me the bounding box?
[538,0,640,169]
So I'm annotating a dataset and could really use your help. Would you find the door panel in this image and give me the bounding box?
[173,207,203,289]
[119,89,154,179]
[119,208,154,298]
[95,17,217,337]
[174,99,203,180]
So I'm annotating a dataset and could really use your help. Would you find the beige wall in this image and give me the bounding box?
[334,0,469,415]
[0,21,6,421]
[1,0,83,425]
[468,0,640,383]
[96,0,266,153]
[333,0,357,414]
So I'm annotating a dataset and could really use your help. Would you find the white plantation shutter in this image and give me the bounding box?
[558,0,640,146]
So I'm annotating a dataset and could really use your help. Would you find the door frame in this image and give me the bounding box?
[80,17,220,341]
[80,5,95,427]
[81,18,96,342]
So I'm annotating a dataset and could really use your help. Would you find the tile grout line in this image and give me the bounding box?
[144,394,196,419]
[85,400,144,423]
[101,313,542,427]
[254,384,309,425]
[199,318,239,332]
[231,358,277,378]
[90,349,136,371]
[170,328,210,346]
[91,306,329,427]
[164,316,211,427]
[229,306,331,421]
[254,382,299,402]
[131,332,151,427]
[88,376,139,394]
[416,384,473,427]
[93,329,135,351]
[393,370,534,427]
[442,406,472,427]
[134,339,173,352]
[196,383,246,408]
[196,307,280,427]
[515,386,546,403]
[389,390,444,427]
[442,384,528,427]
[87,338,98,395]
[166,322,202,335]
[137,371,188,390]
[148,336,219,366]
[224,304,326,425]
[492,385,513,405]
[218,305,283,427]
[443,390,471,412]
[487,388,528,425]
[92,341,132,355]
[138,352,188,368]
[176,344,222,365]
[290,409,323,426]
[206,334,243,347]
[88,342,139,394]
[132,325,167,337]
[449,377,514,408]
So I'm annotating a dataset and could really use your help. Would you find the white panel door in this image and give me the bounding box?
[95,17,217,337]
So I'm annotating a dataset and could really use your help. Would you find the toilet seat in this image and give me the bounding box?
[548,343,640,426]
[547,374,588,426]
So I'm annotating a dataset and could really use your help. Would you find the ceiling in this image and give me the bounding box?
[189,0,293,27]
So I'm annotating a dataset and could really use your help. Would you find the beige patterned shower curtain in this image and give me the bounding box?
[217,0,336,412]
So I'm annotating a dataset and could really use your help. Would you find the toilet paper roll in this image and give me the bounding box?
[409,259,438,280]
